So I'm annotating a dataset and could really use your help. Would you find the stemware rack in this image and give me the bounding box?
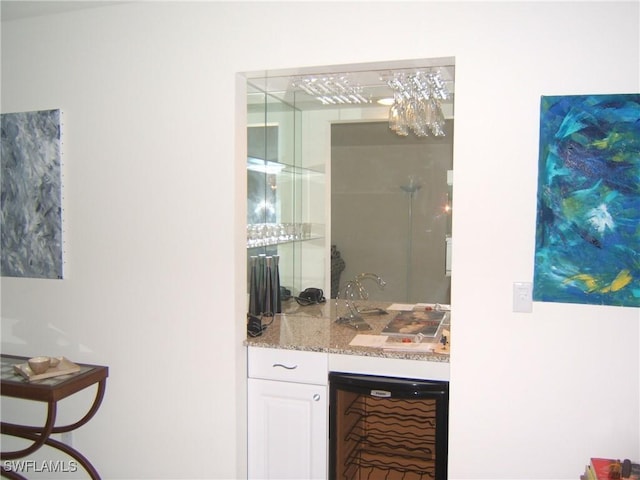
[338,394,438,480]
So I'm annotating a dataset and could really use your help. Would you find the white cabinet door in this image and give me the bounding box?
[248,378,327,480]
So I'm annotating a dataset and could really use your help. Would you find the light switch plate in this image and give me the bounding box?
[513,282,533,313]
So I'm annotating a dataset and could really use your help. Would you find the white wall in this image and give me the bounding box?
[1,2,638,479]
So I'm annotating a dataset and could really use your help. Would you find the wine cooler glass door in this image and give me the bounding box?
[329,372,449,480]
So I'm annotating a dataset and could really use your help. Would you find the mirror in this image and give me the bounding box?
[246,58,454,307]
[331,120,453,304]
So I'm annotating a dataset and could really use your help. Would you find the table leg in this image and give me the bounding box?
[1,401,56,460]
[1,380,107,479]
[53,379,107,434]
[1,430,101,480]
[0,465,26,480]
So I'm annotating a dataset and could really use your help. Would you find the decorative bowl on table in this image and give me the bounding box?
[28,356,51,374]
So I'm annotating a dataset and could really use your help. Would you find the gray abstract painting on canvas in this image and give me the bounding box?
[1,109,63,279]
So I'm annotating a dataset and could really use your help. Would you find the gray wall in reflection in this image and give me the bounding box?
[332,121,453,303]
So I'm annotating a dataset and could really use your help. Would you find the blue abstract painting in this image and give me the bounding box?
[533,94,640,307]
[1,109,63,279]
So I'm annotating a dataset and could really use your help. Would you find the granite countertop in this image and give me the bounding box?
[245,299,450,363]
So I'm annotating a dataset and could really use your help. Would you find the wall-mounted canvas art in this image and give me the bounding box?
[533,94,640,307]
[1,109,63,279]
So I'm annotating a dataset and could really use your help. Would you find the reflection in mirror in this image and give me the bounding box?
[247,126,278,226]
[331,121,453,304]
[245,58,454,308]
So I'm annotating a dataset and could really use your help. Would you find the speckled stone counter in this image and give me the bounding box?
[245,299,450,363]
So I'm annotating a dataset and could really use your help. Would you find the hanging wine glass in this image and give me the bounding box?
[389,92,408,136]
[386,69,448,138]
[413,97,430,137]
[430,98,446,137]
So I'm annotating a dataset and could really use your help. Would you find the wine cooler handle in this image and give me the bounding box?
[371,389,392,398]
[272,363,297,370]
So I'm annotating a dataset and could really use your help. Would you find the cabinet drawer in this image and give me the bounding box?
[248,347,328,385]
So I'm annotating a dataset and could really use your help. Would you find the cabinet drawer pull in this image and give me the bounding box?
[312,394,321,401]
[272,363,297,370]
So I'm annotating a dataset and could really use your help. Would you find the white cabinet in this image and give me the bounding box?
[247,347,328,480]
[246,346,450,478]
[248,379,327,479]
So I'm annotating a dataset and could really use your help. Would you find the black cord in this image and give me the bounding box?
[294,288,326,306]
[247,314,275,337]
[295,297,325,306]
[247,314,264,337]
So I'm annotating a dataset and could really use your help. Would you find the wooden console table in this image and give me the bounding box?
[0,354,108,479]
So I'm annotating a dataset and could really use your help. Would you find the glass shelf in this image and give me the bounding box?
[247,223,324,249]
[246,84,326,298]
[247,157,325,176]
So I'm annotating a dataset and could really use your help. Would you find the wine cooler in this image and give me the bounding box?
[329,372,449,480]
